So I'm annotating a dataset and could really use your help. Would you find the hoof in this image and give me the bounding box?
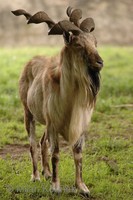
[42,170,52,180]
[51,182,61,194]
[31,177,40,182]
[51,188,62,195]
[80,191,90,199]
[76,182,90,199]
[31,172,40,182]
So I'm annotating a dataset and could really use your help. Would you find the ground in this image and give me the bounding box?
[0,46,133,200]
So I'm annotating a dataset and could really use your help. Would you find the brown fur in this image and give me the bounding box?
[19,32,103,194]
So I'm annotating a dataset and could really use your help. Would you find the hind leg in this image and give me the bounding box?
[40,131,52,180]
[24,106,40,181]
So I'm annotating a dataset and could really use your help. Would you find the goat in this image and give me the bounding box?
[12,7,103,197]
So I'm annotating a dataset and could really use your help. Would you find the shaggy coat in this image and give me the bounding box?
[19,34,101,145]
[12,7,103,196]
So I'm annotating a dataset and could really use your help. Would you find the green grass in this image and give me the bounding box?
[0,46,133,200]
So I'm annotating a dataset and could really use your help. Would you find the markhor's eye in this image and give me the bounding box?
[74,43,82,48]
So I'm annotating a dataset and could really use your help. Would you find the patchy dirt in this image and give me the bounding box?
[0,144,29,159]
[0,136,69,159]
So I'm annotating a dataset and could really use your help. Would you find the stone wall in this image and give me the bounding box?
[0,0,133,47]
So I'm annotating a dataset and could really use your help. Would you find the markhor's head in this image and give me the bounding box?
[12,6,103,72]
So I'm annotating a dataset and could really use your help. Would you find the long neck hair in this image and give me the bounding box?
[60,47,100,107]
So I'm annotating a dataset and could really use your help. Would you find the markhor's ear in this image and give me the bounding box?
[11,9,32,20]
[63,32,72,44]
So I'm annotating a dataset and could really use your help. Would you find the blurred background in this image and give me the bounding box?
[1,0,133,47]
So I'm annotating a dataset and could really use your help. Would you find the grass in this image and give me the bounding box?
[0,46,133,200]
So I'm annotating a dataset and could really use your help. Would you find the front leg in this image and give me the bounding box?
[51,144,61,193]
[49,126,61,193]
[73,136,90,197]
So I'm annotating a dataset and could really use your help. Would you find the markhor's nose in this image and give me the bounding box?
[96,59,103,69]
